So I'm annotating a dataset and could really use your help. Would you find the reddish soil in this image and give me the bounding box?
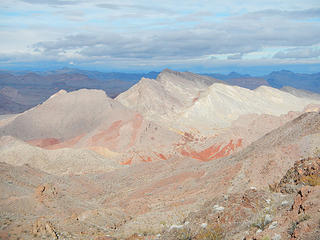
[28,138,60,148]
[128,114,143,147]
[181,139,243,161]
[91,120,122,149]
[139,155,152,162]
[128,171,206,200]
[120,158,132,165]
[155,152,168,160]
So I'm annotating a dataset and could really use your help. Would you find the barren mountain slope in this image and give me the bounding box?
[0,136,119,175]
[0,111,319,239]
[229,111,320,191]
[0,162,130,240]
[116,69,223,125]
[0,86,42,106]
[117,70,320,136]
[0,93,29,115]
[225,77,270,89]
[69,111,320,237]
[0,89,132,140]
[281,85,320,100]
[160,157,320,240]
[175,83,320,134]
[0,88,183,163]
[101,111,320,238]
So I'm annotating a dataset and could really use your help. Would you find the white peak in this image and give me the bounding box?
[49,89,67,99]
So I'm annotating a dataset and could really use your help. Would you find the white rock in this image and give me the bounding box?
[169,224,184,230]
[281,200,289,206]
[269,221,278,229]
[264,214,273,226]
[201,223,207,228]
[184,221,189,225]
[272,233,281,240]
[256,229,262,234]
[266,199,271,204]
[213,205,225,212]
[250,187,257,190]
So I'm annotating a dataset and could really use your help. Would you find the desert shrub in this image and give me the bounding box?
[313,147,320,158]
[287,221,297,236]
[195,224,224,240]
[298,214,311,222]
[301,175,320,186]
[268,183,279,192]
[251,213,272,231]
[287,214,311,236]
[173,227,194,240]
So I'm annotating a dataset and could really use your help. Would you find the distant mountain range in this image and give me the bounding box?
[204,70,320,92]
[0,68,319,114]
[265,70,320,93]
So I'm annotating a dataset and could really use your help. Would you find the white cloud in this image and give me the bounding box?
[273,47,320,59]
[0,0,320,69]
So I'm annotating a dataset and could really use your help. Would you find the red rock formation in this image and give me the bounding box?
[181,139,242,161]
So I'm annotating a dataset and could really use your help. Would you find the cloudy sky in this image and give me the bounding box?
[0,0,320,73]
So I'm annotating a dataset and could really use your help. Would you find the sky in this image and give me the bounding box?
[0,0,320,74]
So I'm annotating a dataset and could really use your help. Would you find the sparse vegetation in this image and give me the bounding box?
[301,175,320,186]
[171,224,225,240]
[288,214,311,236]
[195,224,224,240]
[298,214,311,222]
[251,206,275,231]
[173,227,194,240]
[287,221,297,236]
[268,183,279,192]
[313,148,320,158]
[252,219,268,231]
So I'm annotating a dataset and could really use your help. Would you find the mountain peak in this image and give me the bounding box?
[49,89,67,99]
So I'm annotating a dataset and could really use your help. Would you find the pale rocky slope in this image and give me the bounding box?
[0,136,119,175]
[117,69,320,136]
[175,84,320,134]
[0,89,132,140]
[0,88,183,164]
[116,69,223,126]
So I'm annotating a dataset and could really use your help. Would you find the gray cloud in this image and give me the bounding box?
[20,0,79,5]
[176,11,214,22]
[32,14,320,61]
[227,53,243,60]
[273,48,320,59]
[5,2,320,68]
[96,2,173,14]
[235,8,320,20]
[96,3,120,10]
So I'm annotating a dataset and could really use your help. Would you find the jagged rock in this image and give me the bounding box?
[34,183,58,203]
[270,157,320,193]
[32,218,59,239]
